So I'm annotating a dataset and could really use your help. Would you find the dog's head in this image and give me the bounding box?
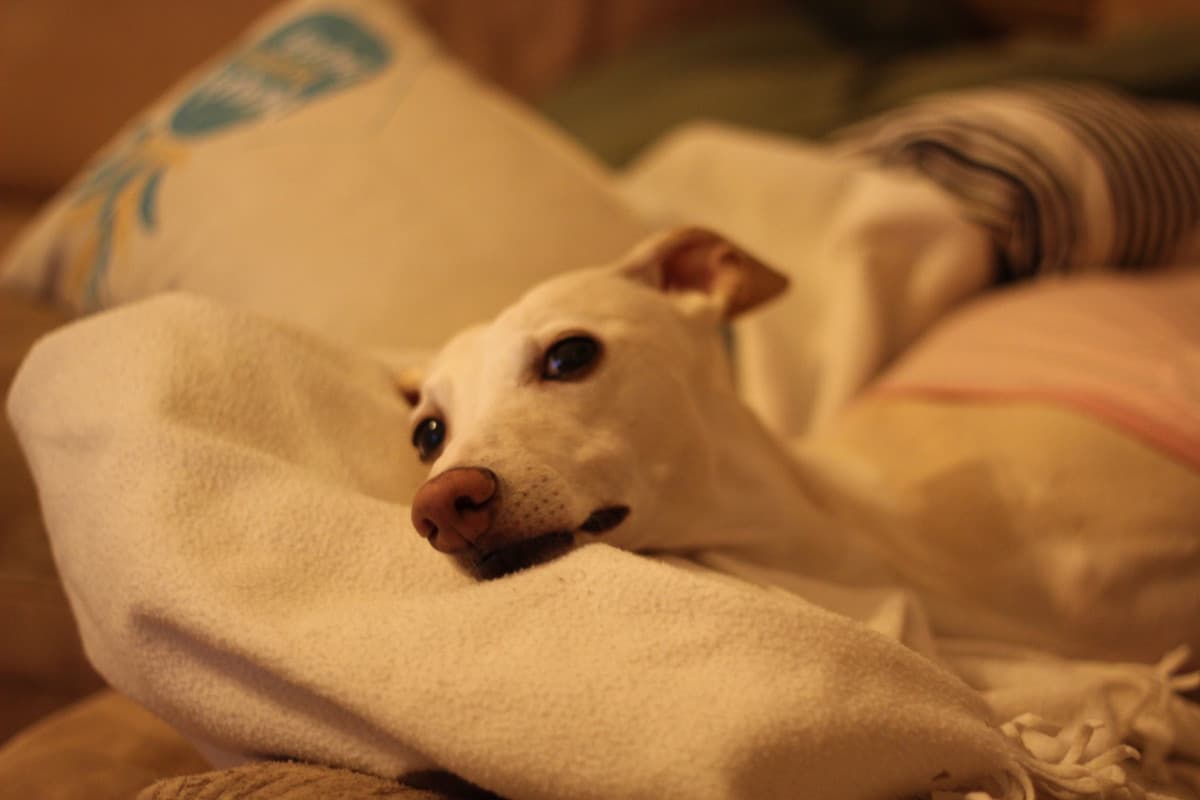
[400,227,788,578]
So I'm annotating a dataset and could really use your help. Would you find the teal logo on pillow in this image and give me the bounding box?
[170,13,390,137]
[57,11,391,309]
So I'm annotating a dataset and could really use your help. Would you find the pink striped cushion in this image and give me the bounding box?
[873,269,1200,470]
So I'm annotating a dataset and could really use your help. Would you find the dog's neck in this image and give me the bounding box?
[656,379,889,585]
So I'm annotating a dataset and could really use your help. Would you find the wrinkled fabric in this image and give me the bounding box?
[10,294,1199,799]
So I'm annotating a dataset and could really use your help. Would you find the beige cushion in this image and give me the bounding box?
[0,0,646,349]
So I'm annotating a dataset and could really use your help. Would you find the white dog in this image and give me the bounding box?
[400,227,888,583]
[397,226,1200,668]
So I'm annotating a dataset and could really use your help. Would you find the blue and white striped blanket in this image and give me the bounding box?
[841,83,1200,281]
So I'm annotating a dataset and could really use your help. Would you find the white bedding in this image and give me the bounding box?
[9,292,1200,799]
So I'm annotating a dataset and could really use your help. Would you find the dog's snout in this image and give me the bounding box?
[411,467,498,553]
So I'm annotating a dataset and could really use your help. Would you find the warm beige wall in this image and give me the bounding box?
[0,0,774,198]
[0,1,280,195]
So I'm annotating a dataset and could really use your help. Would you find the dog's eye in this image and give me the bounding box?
[543,335,601,381]
[412,417,446,462]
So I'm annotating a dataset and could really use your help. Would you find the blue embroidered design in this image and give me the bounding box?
[57,12,391,308]
[171,13,391,137]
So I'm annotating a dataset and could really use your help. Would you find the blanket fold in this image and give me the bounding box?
[9,293,1199,799]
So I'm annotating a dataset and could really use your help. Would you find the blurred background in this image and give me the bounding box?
[4,0,1200,262]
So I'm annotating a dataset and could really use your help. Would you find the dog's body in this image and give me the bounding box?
[401,228,1200,662]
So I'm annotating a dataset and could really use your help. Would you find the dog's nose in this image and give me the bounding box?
[411,467,498,553]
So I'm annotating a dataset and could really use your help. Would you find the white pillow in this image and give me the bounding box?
[0,0,647,348]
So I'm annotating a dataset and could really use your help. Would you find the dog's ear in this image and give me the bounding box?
[619,227,789,319]
[394,366,423,408]
[370,349,427,408]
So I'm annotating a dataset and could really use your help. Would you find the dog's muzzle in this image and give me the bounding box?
[411,467,631,578]
[466,531,576,580]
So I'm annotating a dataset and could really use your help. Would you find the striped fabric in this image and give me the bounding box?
[840,84,1200,283]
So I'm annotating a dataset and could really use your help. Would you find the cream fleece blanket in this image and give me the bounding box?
[10,294,1200,799]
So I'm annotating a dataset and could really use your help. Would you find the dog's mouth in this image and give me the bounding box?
[465,531,576,581]
[463,505,632,580]
[579,505,630,534]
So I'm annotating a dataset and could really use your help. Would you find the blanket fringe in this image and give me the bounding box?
[933,645,1200,800]
[1156,645,1200,693]
[937,716,1155,800]
[994,714,1143,799]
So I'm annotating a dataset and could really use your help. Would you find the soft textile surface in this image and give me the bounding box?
[0,0,646,348]
[10,293,1200,799]
[875,270,1200,470]
[839,85,1200,277]
[138,759,469,800]
[808,397,1200,664]
[0,689,208,800]
[622,125,994,434]
[622,85,1200,438]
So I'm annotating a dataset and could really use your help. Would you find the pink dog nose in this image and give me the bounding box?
[411,467,498,553]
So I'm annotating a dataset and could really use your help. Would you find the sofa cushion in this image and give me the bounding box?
[0,290,104,743]
[0,690,208,799]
